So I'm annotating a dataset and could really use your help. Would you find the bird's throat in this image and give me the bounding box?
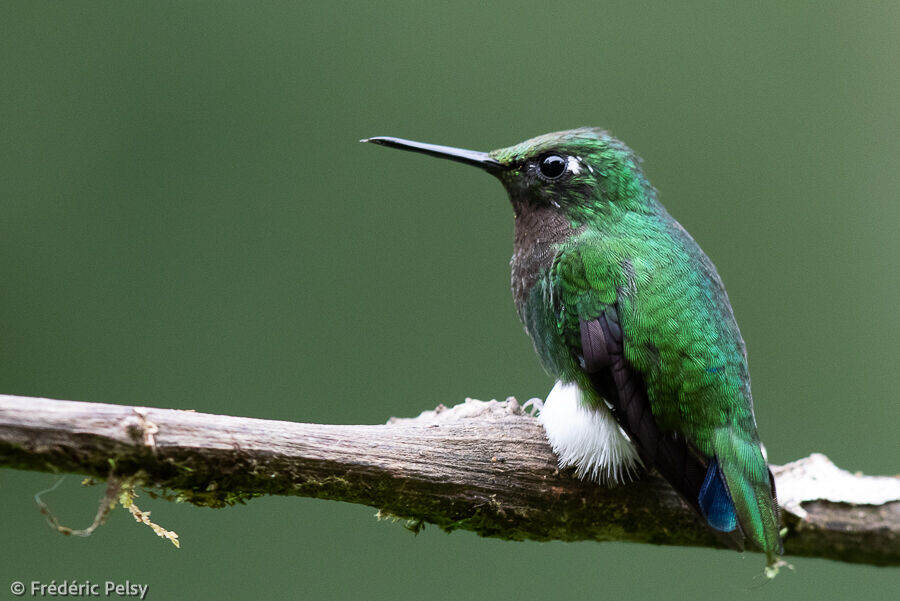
[510,203,580,310]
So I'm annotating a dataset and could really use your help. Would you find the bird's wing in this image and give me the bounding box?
[551,244,746,551]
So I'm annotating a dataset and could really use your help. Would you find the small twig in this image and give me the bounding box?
[35,474,120,537]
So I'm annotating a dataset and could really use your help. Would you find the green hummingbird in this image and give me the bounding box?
[362,128,783,570]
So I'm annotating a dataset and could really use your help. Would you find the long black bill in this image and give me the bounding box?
[361,136,505,174]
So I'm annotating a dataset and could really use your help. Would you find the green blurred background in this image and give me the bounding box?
[2,2,898,599]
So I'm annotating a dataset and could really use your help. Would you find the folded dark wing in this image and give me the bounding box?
[579,308,744,551]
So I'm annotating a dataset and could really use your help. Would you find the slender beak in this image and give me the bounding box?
[361,136,505,174]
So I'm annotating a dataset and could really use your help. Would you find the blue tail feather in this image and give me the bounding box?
[698,458,738,532]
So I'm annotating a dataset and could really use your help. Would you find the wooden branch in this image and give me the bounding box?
[1,394,898,566]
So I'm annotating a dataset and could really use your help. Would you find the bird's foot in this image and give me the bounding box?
[521,397,544,416]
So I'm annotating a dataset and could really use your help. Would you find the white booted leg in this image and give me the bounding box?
[537,380,641,484]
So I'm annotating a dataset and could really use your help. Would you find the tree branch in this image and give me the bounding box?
[1,394,898,566]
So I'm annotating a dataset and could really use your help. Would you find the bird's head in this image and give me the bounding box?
[363,128,658,224]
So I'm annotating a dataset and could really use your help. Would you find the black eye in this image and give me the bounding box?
[538,154,567,179]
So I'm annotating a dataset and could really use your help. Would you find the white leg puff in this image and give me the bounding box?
[537,380,642,485]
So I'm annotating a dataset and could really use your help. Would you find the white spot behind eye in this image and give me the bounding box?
[567,156,582,175]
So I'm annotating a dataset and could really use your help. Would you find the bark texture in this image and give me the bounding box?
[1,393,898,566]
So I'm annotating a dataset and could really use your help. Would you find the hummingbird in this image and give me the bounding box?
[362,128,783,570]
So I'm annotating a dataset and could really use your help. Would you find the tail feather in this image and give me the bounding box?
[699,458,738,532]
[713,427,784,564]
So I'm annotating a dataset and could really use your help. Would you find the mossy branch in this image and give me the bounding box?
[1,393,898,566]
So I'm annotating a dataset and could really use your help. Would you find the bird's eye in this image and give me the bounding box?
[538,154,567,180]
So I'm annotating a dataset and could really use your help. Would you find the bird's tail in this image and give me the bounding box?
[708,427,784,567]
